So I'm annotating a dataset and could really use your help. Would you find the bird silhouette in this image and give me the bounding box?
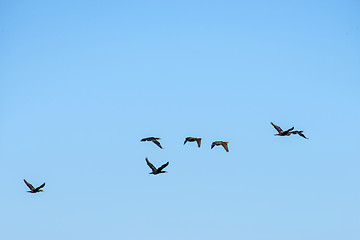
[211,141,229,152]
[146,158,169,175]
[24,179,45,193]
[184,137,202,147]
[141,137,163,149]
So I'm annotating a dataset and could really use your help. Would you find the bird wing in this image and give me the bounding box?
[271,122,283,133]
[196,138,201,148]
[184,138,188,145]
[24,179,35,191]
[283,127,295,134]
[152,140,163,149]
[211,142,216,149]
[146,158,157,172]
[298,132,308,139]
[158,162,169,171]
[221,142,229,152]
[35,183,45,191]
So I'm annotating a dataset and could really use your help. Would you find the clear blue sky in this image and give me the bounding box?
[1,1,359,239]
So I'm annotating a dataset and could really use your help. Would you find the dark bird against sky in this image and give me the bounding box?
[184,137,202,147]
[271,122,308,139]
[141,137,163,149]
[211,141,229,152]
[24,179,45,193]
[146,158,169,175]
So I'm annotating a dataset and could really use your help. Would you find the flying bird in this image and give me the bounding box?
[141,137,163,149]
[211,141,229,152]
[146,158,169,175]
[184,137,202,147]
[290,131,309,139]
[271,122,294,136]
[24,179,45,193]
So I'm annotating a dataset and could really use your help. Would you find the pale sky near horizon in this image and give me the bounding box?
[1,1,359,239]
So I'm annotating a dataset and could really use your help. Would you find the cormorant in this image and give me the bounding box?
[24,179,45,193]
[141,137,163,149]
[211,141,229,152]
[146,158,169,175]
[184,137,202,147]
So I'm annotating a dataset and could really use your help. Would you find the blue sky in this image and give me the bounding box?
[0,1,359,239]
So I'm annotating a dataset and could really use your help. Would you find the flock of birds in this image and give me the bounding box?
[23,122,308,192]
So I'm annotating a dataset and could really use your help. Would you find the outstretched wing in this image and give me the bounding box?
[158,162,169,171]
[24,179,35,191]
[271,122,283,133]
[184,138,188,145]
[152,140,163,149]
[283,127,294,134]
[221,142,229,152]
[298,132,308,139]
[211,142,216,149]
[35,183,45,191]
[196,138,201,148]
[146,158,157,172]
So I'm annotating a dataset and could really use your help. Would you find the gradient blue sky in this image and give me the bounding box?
[1,1,359,239]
